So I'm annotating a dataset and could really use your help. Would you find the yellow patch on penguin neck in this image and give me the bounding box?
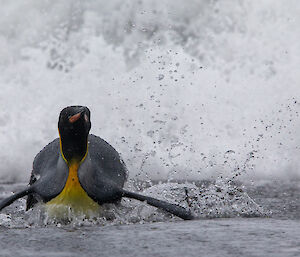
[46,160,99,219]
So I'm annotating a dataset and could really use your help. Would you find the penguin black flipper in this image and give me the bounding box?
[121,190,194,220]
[0,186,34,211]
[78,135,127,204]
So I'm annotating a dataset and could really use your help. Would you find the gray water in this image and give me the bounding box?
[0,219,299,257]
[0,180,299,257]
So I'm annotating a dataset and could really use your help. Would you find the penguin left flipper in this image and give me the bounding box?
[78,136,194,220]
[121,189,194,220]
[78,157,194,220]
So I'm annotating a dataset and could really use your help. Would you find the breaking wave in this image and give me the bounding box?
[0,0,299,183]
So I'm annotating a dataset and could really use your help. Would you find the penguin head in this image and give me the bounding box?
[58,106,91,163]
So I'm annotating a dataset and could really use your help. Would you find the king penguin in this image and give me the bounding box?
[0,106,193,220]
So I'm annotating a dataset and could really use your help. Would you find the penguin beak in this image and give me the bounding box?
[69,112,82,123]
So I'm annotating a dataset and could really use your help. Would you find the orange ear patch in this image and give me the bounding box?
[69,113,81,123]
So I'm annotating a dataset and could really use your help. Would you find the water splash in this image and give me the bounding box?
[0,180,268,228]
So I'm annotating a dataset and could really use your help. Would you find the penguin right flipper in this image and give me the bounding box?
[0,186,34,211]
[121,190,194,220]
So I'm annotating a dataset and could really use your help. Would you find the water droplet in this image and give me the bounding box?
[158,74,164,80]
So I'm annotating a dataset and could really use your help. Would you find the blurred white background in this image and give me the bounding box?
[0,0,299,182]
